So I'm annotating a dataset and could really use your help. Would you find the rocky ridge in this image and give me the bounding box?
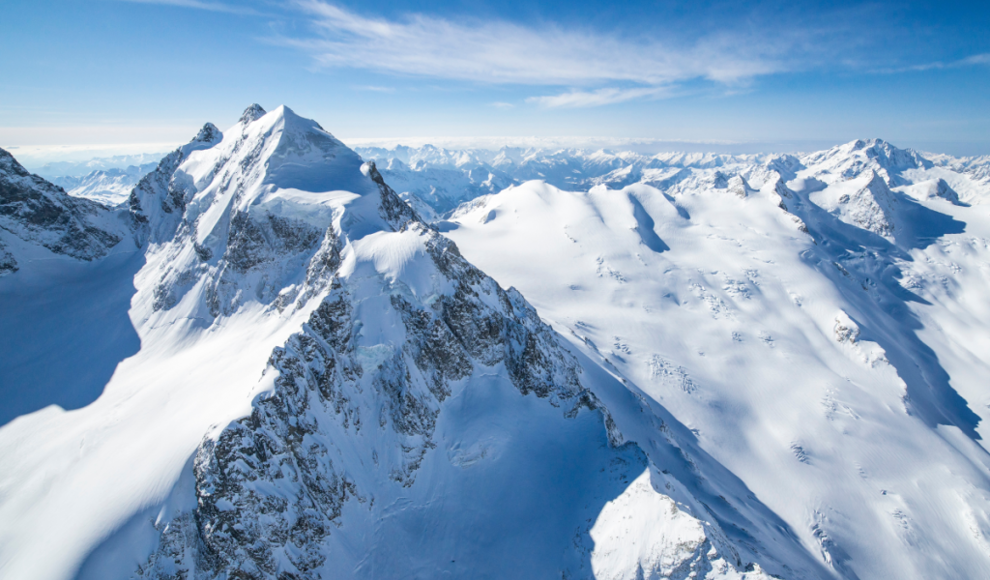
[0,147,128,274]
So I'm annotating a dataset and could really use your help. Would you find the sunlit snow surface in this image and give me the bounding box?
[445,140,990,579]
[3,113,990,580]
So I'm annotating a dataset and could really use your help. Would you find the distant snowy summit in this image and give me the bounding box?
[355,137,988,219]
[2,106,990,580]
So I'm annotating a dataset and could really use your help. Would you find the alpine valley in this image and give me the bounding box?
[3,104,990,580]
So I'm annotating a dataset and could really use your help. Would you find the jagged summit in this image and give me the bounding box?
[802,138,931,185]
[127,122,224,244]
[193,122,222,144]
[239,103,266,124]
[848,138,931,170]
[134,104,433,319]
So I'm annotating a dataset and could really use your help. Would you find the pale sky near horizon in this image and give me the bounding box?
[2,0,989,163]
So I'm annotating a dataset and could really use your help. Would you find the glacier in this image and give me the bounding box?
[2,105,990,580]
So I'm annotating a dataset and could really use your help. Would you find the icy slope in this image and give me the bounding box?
[0,106,782,580]
[444,140,990,579]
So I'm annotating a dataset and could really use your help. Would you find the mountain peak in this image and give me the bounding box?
[193,122,222,146]
[239,103,267,124]
[840,138,927,167]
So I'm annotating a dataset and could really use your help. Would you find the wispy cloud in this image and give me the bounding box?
[892,53,990,73]
[353,85,396,93]
[115,0,261,16]
[490,102,514,109]
[526,87,674,108]
[131,0,951,109]
[280,0,818,106]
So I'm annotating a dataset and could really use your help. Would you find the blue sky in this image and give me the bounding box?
[1,0,989,159]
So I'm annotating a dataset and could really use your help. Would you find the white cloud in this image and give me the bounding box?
[959,53,990,66]
[353,85,396,93]
[130,0,931,109]
[526,87,674,108]
[286,1,801,90]
[878,53,990,73]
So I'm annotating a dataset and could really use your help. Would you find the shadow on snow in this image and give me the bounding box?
[0,250,143,427]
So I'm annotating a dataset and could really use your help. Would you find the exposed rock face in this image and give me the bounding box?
[0,147,123,265]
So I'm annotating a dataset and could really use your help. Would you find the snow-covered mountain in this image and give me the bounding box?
[51,162,159,207]
[444,138,990,579]
[355,141,990,224]
[3,107,990,580]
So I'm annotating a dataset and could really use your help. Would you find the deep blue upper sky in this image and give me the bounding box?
[1,0,988,157]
